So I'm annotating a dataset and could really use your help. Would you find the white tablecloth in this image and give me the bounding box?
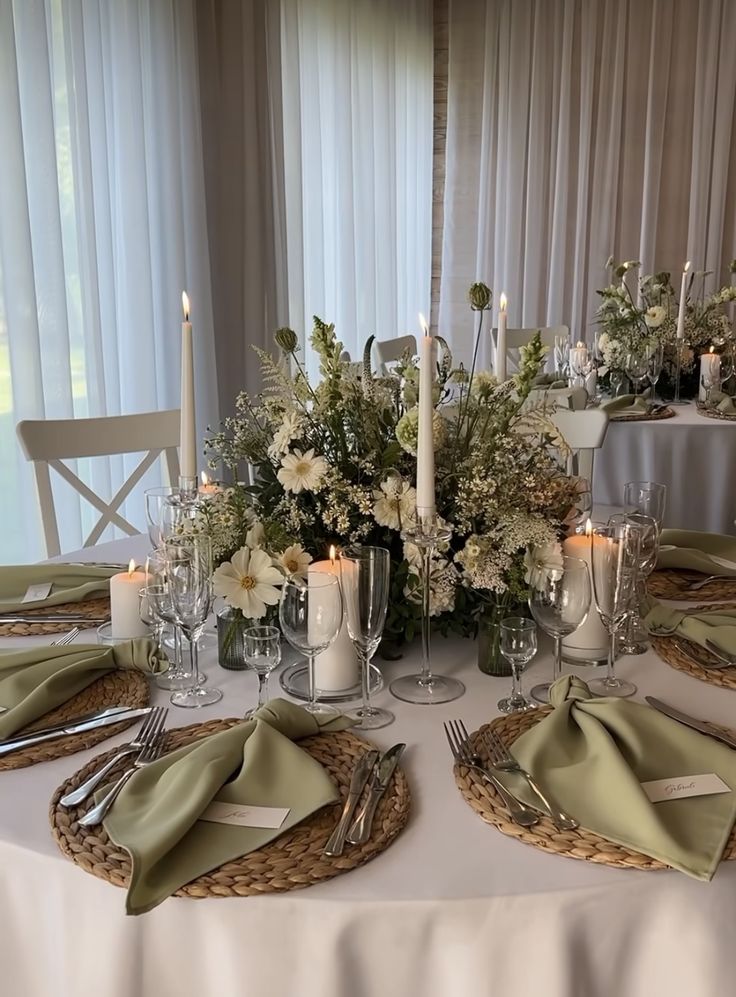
[2,536,736,996]
[594,403,736,534]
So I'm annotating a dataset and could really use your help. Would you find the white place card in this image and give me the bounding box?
[199,801,290,829]
[641,773,731,804]
[22,583,52,604]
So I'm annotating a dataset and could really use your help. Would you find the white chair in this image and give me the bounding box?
[527,386,588,411]
[550,408,609,482]
[491,325,568,374]
[373,335,417,375]
[16,410,181,557]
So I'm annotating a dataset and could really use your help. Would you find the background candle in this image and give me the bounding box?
[699,349,721,401]
[180,291,197,480]
[199,471,221,496]
[308,556,359,691]
[416,313,436,519]
[561,524,608,665]
[496,293,508,381]
[110,559,151,637]
[676,261,691,341]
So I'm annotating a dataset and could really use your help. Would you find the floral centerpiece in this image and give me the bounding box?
[596,258,736,398]
[195,285,581,664]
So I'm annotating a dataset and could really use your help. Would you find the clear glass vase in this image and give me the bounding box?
[216,606,250,670]
[477,603,513,676]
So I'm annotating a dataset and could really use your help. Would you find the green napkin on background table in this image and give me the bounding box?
[644,602,736,656]
[600,393,650,416]
[657,530,736,577]
[102,698,354,915]
[0,640,166,739]
[0,564,119,614]
[706,390,736,415]
[533,373,569,389]
[509,676,736,880]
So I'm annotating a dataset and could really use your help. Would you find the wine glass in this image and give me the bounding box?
[340,546,394,729]
[498,617,537,714]
[589,522,640,697]
[554,336,570,379]
[610,368,625,397]
[720,348,734,388]
[243,626,282,718]
[645,343,664,404]
[145,486,177,547]
[626,349,649,397]
[279,573,343,717]
[566,477,592,531]
[163,536,222,707]
[623,480,667,530]
[609,512,658,655]
[528,555,591,704]
[701,365,720,405]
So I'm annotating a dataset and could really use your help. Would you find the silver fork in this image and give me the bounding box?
[686,574,734,592]
[481,726,579,831]
[50,627,80,646]
[78,708,168,826]
[60,706,167,807]
[443,720,539,827]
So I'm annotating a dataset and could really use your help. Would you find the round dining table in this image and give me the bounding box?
[2,535,736,997]
[594,402,736,534]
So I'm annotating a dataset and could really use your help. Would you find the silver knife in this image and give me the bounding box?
[323,749,379,856]
[646,696,736,750]
[0,615,110,625]
[347,743,406,845]
[0,706,152,757]
[0,706,142,745]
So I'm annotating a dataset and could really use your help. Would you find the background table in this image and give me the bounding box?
[2,535,736,996]
[594,403,736,534]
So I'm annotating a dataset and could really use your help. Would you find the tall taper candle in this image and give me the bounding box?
[676,261,691,341]
[180,291,196,480]
[416,313,436,519]
[496,293,508,381]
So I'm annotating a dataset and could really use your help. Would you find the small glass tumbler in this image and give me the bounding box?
[498,617,537,714]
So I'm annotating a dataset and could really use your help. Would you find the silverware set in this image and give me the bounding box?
[671,638,736,671]
[323,743,405,855]
[0,705,153,757]
[49,627,80,646]
[646,696,736,749]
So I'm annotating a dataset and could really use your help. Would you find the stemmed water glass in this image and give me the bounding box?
[646,343,664,403]
[243,626,282,718]
[498,618,537,714]
[145,486,178,547]
[589,522,640,697]
[340,546,394,729]
[279,573,343,717]
[609,512,658,655]
[163,536,222,708]
[528,555,591,704]
[627,349,649,397]
[145,549,204,690]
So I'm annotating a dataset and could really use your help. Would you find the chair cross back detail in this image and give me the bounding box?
[16,410,181,557]
[550,408,609,482]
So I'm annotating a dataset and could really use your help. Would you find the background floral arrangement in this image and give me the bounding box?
[596,257,736,398]
[198,287,581,649]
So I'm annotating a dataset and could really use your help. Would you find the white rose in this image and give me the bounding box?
[644,305,666,329]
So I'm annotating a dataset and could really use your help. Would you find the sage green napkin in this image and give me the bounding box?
[509,676,736,880]
[533,373,568,389]
[103,698,354,915]
[707,390,736,415]
[645,602,736,656]
[600,393,650,416]
[657,529,736,577]
[0,640,167,739]
[0,564,119,614]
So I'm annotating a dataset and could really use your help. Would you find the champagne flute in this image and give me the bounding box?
[589,522,640,697]
[243,626,282,718]
[626,349,649,397]
[623,480,667,530]
[528,555,591,704]
[646,343,664,404]
[340,546,394,729]
[279,573,343,717]
[498,617,537,714]
[609,512,658,655]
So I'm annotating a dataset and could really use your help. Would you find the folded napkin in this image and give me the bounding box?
[600,393,650,415]
[705,390,736,415]
[533,373,568,389]
[508,676,736,879]
[102,698,354,915]
[644,601,736,656]
[0,564,119,614]
[0,640,167,739]
[657,529,736,577]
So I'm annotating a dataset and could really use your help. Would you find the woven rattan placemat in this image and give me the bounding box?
[50,720,410,899]
[0,670,149,771]
[696,404,736,422]
[648,571,736,602]
[0,596,110,637]
[609,406,675,422]
[651,627,736,691]
[453,710,736,871]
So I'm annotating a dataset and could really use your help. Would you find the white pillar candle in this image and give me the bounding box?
[308,555,359,692]
[110,559,152,638]
[561,523,609,664]
[416,313,436,520]
[699,349,721,401]
[180,291,197,480]
[676,261,691,340]
[569,342,589,385]
[496,293,508,382]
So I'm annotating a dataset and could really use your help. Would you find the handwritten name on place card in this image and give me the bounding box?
[199,801,290,829]
[642,773,731,804]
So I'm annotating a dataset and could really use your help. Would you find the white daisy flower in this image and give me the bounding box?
[372,477,417,530]
[278,543,312,578]
[277,448,329,494]
[213,546,283,618]
[644,305,666,329]
[523,542,564,590]
[268,411,304,459]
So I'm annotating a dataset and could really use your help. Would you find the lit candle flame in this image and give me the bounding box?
[585,518,593,537]
[710,345,716,354]
[201,471,209,486]
[127,558,137,577]
[329,544,337,566]
[182,291,190,321]
[684,261,691,273]
[418,312,429,336]
[499,293,508,312]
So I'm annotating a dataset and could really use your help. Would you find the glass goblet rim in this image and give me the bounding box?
[244,625,280,640]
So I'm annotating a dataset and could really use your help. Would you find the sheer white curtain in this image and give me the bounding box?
[0,0,218,561]
[439,0,736,367]
[279,0,433,375]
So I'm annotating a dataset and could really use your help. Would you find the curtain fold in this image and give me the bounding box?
[440,0,736,367]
